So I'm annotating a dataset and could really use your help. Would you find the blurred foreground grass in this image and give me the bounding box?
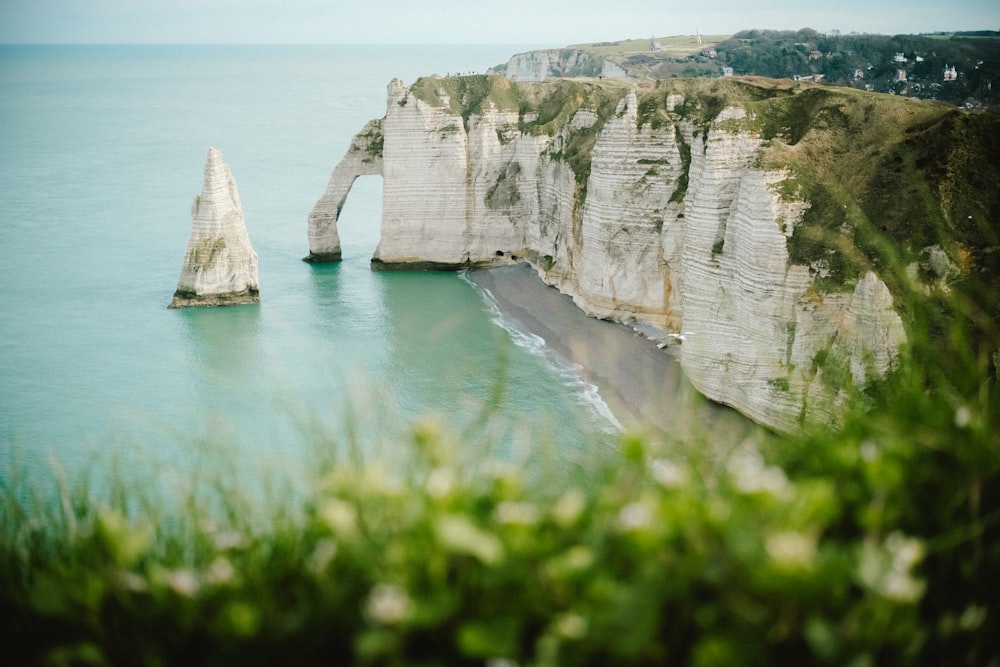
[1,337,997,666]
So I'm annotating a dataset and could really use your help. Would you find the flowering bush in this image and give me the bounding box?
[3,351,996,667]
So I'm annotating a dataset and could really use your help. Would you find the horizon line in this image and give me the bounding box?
[2,28,998,49]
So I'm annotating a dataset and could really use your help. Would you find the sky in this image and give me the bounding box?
[1,0,998,45]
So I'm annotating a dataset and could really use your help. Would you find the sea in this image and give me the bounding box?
[0,44,622,498]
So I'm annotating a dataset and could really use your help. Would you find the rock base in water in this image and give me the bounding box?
[302,251,343,263]
[168,288,260,309]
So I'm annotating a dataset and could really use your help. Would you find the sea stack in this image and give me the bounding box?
[169,148,259,308]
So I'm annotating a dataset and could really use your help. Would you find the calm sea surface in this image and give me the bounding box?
[0,44,618,494]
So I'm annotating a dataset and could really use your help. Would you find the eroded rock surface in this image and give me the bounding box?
[170,148,259,308]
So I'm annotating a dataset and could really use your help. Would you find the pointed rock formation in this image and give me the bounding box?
[169,148,259,308]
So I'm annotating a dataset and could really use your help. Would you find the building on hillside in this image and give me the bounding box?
[943,65,958,81]
[894,52,907,63]
[896,69,908,82]
[852,68,865,80]
[701,47,717,58]
[650,37,663,52]
[721,66,734,77]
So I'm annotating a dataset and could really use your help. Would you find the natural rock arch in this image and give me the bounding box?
[304,119,384,263]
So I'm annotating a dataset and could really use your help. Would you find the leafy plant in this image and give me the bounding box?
[2,316,997,666]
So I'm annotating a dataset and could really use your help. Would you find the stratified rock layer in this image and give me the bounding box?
[170,148,259,308]
[502,49,599,81]
[308,77,939,432]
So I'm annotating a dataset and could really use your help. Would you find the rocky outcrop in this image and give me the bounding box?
[170,148,259,308]
[307,76,990,432]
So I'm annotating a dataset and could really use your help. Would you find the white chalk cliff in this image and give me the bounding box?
[307,77,918,432]
[500,49,600,81]
[170,148,259,308]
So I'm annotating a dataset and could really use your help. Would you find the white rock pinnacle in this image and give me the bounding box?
[169,147,259,308]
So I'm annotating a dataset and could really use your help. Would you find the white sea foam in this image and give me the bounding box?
[462,273,623,433]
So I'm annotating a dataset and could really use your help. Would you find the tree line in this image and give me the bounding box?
[713,29,1000,107]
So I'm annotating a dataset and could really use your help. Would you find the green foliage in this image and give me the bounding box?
[3,328,998,667]
[669,125,691,203]
[636,93,669,130]
[716,29,1000,105]
[485,161,522,210]
[745,84,1000,305]
[410,75,522,127]
[525,81,623,208]
[360,128,384,163]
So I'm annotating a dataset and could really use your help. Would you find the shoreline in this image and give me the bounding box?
[466,263,764,445]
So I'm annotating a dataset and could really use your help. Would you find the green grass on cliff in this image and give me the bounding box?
[409,75,523,123]
[567,35,730,59]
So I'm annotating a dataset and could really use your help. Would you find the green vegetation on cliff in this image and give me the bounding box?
[409,74,522,124]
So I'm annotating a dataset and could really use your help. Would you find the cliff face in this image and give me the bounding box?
[171,148,259,308]
[308,75,998,432]
[501,49,601,81]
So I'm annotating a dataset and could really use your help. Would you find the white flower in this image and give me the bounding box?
[554,612,588,639]
[204,556,235,585]
[551,489,586,527]
[858,532,925,602]
[213,530,244,551]
[650,458,689,489]
[495,501,540,525]
[486,659,520,667]
[435,515,504,564]
[860,440,879,462]
[765,531,817,568]
[728,449,790,497]
[320,499,359,537]
[885,531,922,569]
[425,467,456,498]
[366,584,412,624]
[617,501,654,531]
[113,571,148,593]
[166,569,199,597]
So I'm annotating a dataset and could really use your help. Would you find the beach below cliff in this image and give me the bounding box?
[466,263,763,446]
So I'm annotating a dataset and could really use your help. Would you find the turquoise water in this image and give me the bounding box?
[0,45,616,492]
